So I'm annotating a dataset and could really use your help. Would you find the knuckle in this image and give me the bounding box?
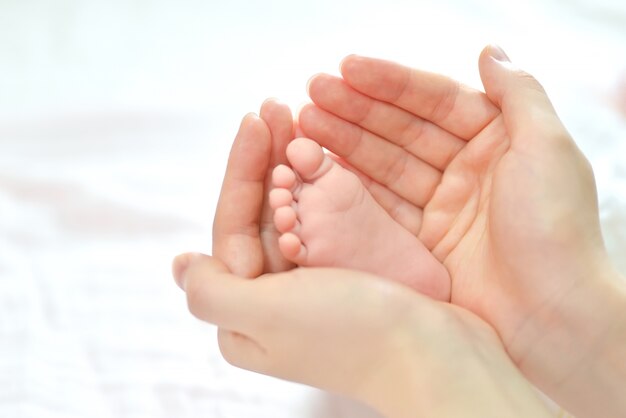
[185,278,211,320]
[514,69,546,95]
[430,79,460,123]
[217,332,242,366]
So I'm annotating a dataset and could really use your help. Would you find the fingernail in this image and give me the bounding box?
[489,45,511,63]
[172,252,196,290]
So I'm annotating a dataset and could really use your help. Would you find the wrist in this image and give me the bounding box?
[513,263,626,418]
[568,274,626,418]
[357,308,552,418]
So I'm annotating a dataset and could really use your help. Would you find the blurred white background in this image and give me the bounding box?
[1,0,625,417]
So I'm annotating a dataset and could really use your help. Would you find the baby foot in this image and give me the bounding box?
[270,137,450,301]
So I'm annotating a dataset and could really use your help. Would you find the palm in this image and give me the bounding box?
[299,55,602,353]
[419,117,522,334]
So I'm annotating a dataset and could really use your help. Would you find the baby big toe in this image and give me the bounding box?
[286,138,331,181]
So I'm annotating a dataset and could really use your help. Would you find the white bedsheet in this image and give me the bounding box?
[1,1,625,417]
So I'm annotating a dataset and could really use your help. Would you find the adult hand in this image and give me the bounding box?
[299,45,626,417]
[172,252,553,418]
[212,99,295,276]
[184,101,551,416]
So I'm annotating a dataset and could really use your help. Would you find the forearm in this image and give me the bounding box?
[359,326,553,418]
[520,267,626,418]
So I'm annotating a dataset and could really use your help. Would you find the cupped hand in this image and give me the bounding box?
[299,46,622,409]
[172,252,552,418]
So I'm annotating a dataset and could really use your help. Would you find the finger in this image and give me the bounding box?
[478,45,568,149]
[299,104,441,207]
[340,55,500,140]
[259,99,297,272]
[293,112,304,138]
[212,113,269,278]
[178,253,265,332]
[307,73,465,170]
[260,98,294,168]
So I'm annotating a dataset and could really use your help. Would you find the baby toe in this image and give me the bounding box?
[269,188,293,210]
[286,138,331,181]
[272,164,297,189]
[278,232,307,264]
[274,206,297,233]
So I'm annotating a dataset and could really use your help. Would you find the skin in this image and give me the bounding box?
[269,137,451,300]
[298,45,626,417]
[180,97,553,417]
[173,254,553,418]
[211,100,296,278]
[175,45,626,418]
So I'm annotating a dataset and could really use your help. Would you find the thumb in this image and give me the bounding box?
[478,45,566,143]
